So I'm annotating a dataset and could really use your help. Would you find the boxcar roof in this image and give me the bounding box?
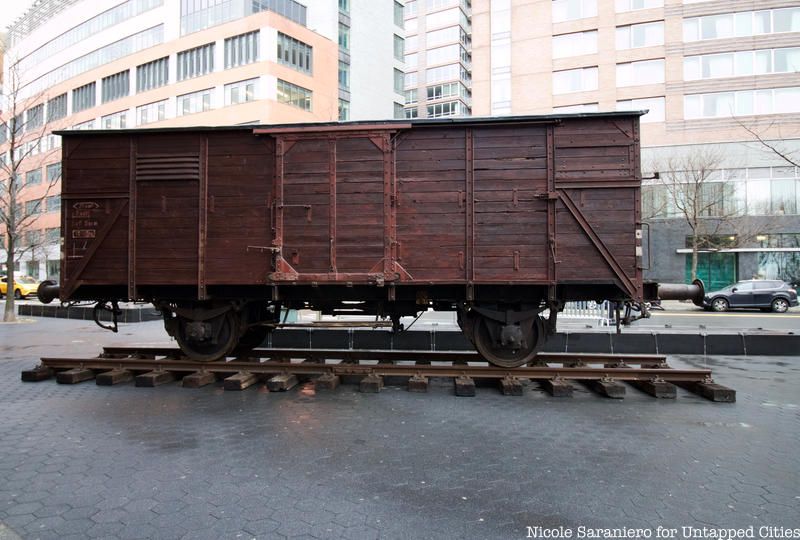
[54,110,647,137]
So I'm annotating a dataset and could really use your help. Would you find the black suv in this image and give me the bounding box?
[702,280,798,313]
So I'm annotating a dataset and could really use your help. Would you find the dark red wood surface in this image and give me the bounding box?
[59,115,643,301]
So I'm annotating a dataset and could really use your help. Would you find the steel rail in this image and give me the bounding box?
[39,356,712,382]
[99,347,669,366]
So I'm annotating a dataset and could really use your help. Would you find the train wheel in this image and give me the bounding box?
[233,326,269,356]
[175,311,239,362]
[472,315,541,368]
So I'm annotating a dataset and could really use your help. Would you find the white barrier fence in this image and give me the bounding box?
[544,300,614,326]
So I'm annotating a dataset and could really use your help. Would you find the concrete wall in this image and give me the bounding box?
[348,0,405,120]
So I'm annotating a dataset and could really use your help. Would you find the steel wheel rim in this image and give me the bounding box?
[176,312,239,362]
[772,299,789,313]
[712,298,728,312]
[473,316,538,368]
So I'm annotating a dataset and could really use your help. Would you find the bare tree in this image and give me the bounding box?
[644,147,777,282]
[1,52,63,322]
[737,118,800,168]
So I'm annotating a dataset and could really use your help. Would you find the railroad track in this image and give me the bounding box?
[21,347,735,402]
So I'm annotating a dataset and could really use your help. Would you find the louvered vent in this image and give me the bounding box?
[136,154,200,181]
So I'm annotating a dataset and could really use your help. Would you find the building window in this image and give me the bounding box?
[553,31,597,58]
[339,0,350,14]
[47,162,61,183]
[427,44,469,66]
[47,94,68,122]
[616,22,664,49]
[277,32,312,74]
[426,0,460,10]
[394,68,405,94]
[12,114,24,137]
[427,100,465,117]
[426,7,464,30]
[427,82,468,101]
[617,59,664,86]
[277,79,312,111]
[684,8,800,42]
[338,99,350,121]
[552,0,597,23]
[616,96,665,123]
[554,103,599,113]
[339,61,350,90]
[615,0,661,12]
[26,200,42,216]
[427,28,456,48]
[553,67,598,94]
[426,63,469,84]
[405,53,418,68]
[177,88,213,116]
[339,23,350,50]
[405,88,418,105]
[181,0,306,35]
[137,100,167,125]
[46,195,61,213]
[16,0,164,74]
[72,82,96,113]
[45,134,61,151]
[394,1,404,27]
[406,0,418,17]
[45,227,60,244]
[102,110,128,129]
[226,30,260,69]
[31,26,164,98]
[405,71,418,88]
[406,35,418,51]
[394,35,405,61]
[26,169,42,186]
[73,119,95,130]
[684,48,800,81]
[177,42,215,81]
[102,70,130,103]
[405,107,418,119]
[225,78,258,105]
[26,260,40,277]
[394,102,405,119]
[137,57,169,93]
[26,105,44,130]
[684,88,800,119]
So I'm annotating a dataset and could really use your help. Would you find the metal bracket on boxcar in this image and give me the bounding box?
[620,301,650,326]
[93,301,122,333]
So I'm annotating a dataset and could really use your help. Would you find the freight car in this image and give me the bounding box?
[41,113,702,367]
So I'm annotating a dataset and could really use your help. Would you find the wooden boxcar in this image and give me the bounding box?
[52,113,657,366]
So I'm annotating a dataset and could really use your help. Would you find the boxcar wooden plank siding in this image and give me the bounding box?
[58,113,645,304]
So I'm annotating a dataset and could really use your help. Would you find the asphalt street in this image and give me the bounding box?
[0,317,798,540]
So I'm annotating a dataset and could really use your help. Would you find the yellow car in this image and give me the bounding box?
[0,275,41,299]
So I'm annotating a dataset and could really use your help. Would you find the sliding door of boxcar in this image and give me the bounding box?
[277,136,386,279]
[205,132,273,285]
[134,134,201,287]
[335,137,385,274]
[280,139,332,275]
[395,128,467,282]
[471,126,549,282]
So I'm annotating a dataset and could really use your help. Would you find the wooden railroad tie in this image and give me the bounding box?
[24,349,737,402]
